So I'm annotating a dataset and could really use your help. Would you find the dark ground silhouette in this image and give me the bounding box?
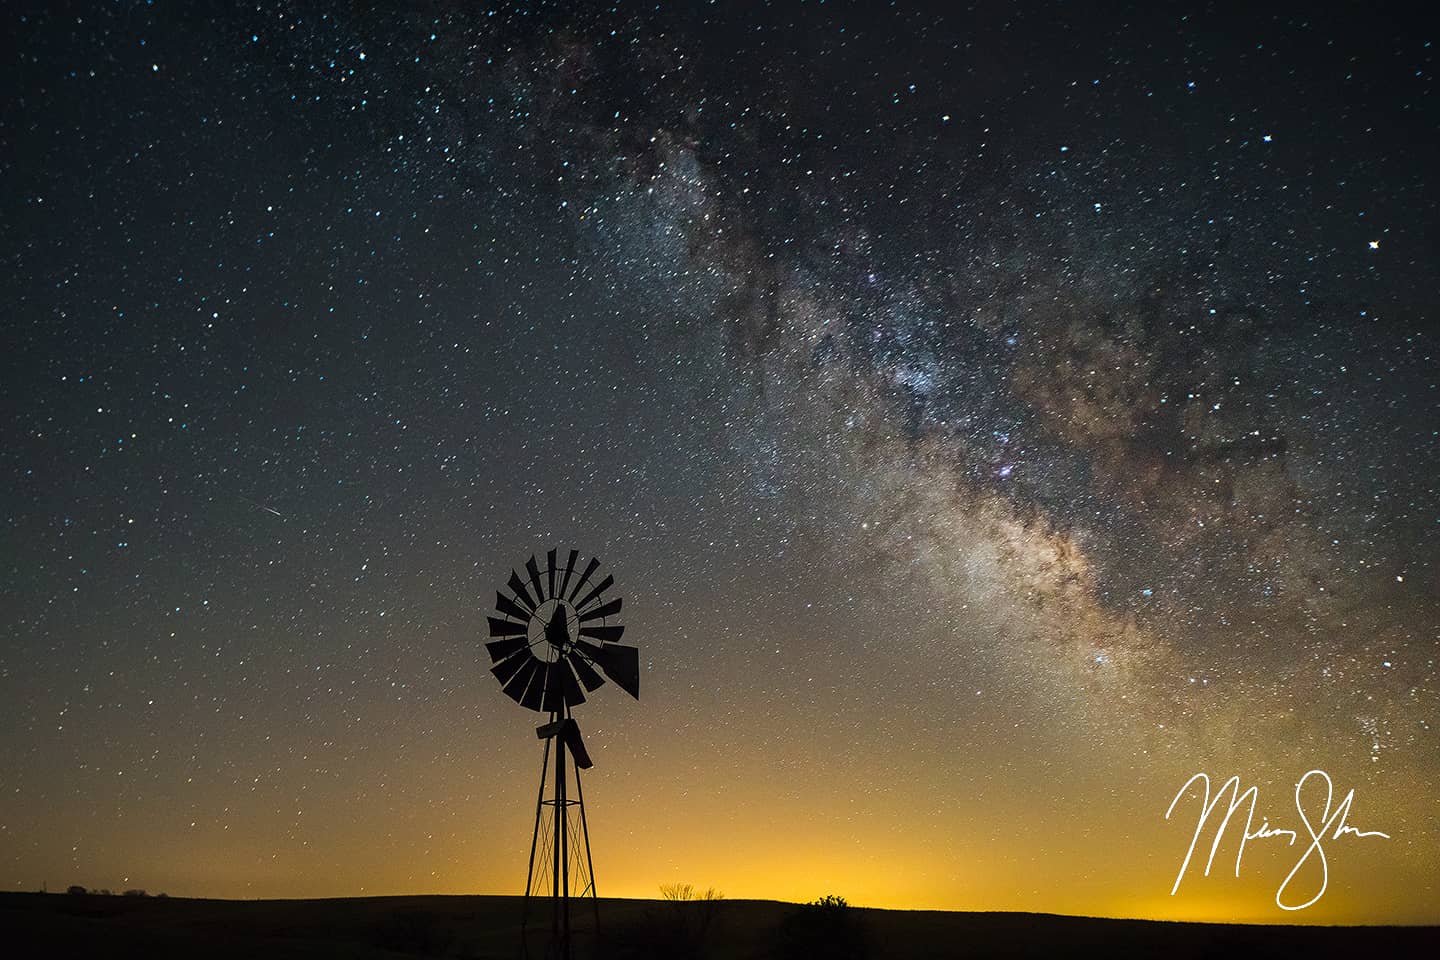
[3,891,1437,959]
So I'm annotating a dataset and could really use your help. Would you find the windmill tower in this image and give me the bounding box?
[484,550,640,959]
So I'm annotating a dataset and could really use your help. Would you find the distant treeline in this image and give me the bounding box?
[63,886,166,898]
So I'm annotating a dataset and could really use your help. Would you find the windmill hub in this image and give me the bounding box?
[530,598,578,661]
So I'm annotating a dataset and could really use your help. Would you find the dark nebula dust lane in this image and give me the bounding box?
[2,2,1436,921]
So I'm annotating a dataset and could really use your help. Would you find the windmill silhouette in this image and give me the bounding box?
[485,549,639,959]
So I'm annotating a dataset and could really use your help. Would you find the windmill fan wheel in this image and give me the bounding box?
[485,549,639,713]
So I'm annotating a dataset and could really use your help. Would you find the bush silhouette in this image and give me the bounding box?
[66,885,86,896]
[778,894,869,960]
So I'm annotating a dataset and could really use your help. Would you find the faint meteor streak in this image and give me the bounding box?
[239,495,285,519]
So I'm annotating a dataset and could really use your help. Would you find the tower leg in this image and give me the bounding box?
[573,763,600,934]
[521,732,552,958]
[554,725,568,958]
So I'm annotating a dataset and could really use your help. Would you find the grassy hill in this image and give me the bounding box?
[3,891,1437,959]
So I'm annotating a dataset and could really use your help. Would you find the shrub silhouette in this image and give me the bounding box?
[778,894,869,960]
[660,882,724,904]
[66,885,86,896]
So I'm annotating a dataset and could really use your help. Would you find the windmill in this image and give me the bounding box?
[484,549,639,959]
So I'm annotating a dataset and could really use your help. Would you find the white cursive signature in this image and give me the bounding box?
[1165,769,1390,910]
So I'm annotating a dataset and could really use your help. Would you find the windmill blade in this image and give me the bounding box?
[495,592,531,624]
[520,661,550,711]
[594,643,640,700]
[525,556,546,604]
[578,596,621,622]
[487,615,527,639]
[485,635,528,663]
[500,655,541,702]
[557,659,587,708]
[568,557,600,601]
[492,648,532,686]
[579,623,625,643]
[567,649,606,692]
[558,549,579,600]
[546,548,558,603]
[508,571,536,612]
[542,660,569,713]
[573,574,615,614]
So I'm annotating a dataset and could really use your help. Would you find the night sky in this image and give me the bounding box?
[3,2,1437,924]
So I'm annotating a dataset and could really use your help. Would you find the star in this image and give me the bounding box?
[1369,240,1380,250]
